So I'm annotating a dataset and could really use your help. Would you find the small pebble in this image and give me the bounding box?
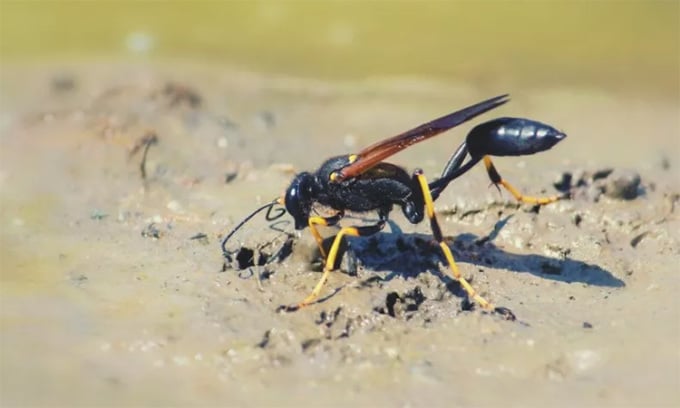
[166,200,183,213]
[604,169,641,200]
[90,209,108,220]
[568,349,601,371]
[384,347,399,359]
[592,168,614,181]
[225,171,238,183]
[141,223,162,239]
[553,171,572,192]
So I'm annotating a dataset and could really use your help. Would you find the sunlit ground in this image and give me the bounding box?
[1,2,679,407]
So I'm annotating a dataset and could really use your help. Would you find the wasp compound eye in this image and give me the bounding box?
[284,172,316,230]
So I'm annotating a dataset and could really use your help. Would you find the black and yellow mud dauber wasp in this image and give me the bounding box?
[222,94,566,320]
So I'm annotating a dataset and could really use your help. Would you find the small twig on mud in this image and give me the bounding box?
[129,130,159,187]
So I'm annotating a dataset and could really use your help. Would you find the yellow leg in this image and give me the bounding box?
[415,170,513,319]
[281,222,383,312]
[483,156,562,205]
[298,226,358,308]
[308,211,344,259]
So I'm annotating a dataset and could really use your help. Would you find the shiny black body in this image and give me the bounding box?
[221,95,568,316]
[430,117,566,200]
[285,116,565,230]
[285,156,424,230]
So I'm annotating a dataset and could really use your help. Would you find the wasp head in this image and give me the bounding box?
[284,172,318,230]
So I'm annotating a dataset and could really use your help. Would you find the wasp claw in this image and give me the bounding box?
[494,306,516,321]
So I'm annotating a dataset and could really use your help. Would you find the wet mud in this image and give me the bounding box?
[1,63,679,407]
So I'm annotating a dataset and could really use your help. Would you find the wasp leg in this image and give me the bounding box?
[308,211,345,259]
[483,156,564,205]
[414,169,515,320]
[281,222,385,312]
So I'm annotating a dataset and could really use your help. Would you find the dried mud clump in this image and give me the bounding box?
[313,307,372,340]
[141,222,164,239]
[554,167,643,202]
[222,236,295,271]
[374,287,427,319]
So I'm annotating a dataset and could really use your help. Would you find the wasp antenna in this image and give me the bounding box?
[221,198,281,254]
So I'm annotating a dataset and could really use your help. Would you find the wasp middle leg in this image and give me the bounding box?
[414,169,515,320]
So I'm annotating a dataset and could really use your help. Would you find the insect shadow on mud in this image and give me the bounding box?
[222,94,571,320]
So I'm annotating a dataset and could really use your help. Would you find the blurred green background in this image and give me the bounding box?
[1,0,678,97]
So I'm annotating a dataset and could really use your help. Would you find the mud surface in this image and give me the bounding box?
[1,63,679,407]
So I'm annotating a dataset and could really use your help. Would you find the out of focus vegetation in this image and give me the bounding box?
[1,1,677,96]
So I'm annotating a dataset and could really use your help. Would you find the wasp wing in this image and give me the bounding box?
[335,94,510,181]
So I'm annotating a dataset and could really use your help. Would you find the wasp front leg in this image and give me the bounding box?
[279,221,385,312]
[308,211,344,259]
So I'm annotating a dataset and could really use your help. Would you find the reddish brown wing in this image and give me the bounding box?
[335,94,510,181]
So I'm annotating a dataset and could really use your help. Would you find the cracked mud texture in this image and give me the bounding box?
[1,63,679,407]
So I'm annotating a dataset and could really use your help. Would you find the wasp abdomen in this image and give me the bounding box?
[467,117,566,157]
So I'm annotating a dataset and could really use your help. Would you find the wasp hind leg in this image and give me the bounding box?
[483,156,565,205]
[414,169,515,320]
[279,221,385,312]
